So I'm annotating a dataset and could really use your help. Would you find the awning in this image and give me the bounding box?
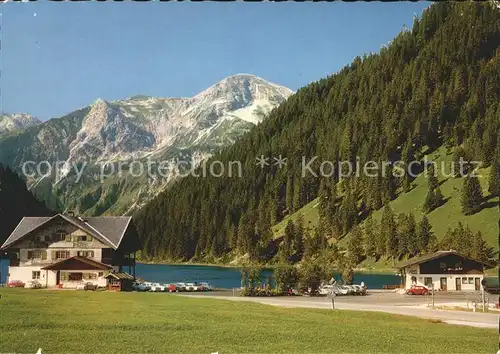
[105,272,134,280]
[41,256,112,271]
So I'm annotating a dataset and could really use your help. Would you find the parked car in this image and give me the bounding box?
[84,282,97,291]
[167,283,178,292]
[199,282,214,291]
[24,280,42,289]
[134,282,150,291]
[150,283,166,292]
[352,285,366,295]
[76,283,86,290]
[337,286,350,295]
[406,285,429,295]
[7,280,25,288]
[319,285,336,295]
[176,283,187,292]
[345,285,357,295]
[185,283,198,291]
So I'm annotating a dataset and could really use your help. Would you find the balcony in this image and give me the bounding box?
[27,242,49,249]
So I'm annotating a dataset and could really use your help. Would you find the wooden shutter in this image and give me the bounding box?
[42,251,47,260]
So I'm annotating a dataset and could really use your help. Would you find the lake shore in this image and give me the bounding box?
[137,259,399,274]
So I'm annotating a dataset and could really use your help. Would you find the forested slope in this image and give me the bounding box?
[134,2,500,266]
[0,164,53,244]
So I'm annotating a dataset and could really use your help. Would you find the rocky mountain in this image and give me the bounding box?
[0,74,293,215]
[0,113,41,135]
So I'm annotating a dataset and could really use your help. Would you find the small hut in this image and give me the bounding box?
[105,272,134,291]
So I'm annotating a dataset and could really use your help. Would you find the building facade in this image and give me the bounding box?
[1,213,141,289]
[398,251,488,292]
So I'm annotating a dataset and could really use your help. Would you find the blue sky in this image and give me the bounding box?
[2,2,429,121]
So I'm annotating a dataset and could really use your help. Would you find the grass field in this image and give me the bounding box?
[0,288,497,354]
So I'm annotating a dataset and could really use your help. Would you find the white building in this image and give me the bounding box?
[397,250,488,292]
[1,213,140,289]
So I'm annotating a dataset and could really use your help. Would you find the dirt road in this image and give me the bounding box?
[182,291,499,329]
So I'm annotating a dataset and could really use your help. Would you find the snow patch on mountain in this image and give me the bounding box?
[0,113,41,134]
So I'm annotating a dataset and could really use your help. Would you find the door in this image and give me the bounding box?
[56,271,60,285]
[455,278,461,291]
[474,278,481,291]
[440,277,447,291]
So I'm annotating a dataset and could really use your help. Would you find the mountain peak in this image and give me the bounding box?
[0,113,41,134]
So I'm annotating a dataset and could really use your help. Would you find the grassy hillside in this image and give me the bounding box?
[272,147,498,252]
[0,288,496,354]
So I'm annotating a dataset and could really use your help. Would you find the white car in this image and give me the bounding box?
[319,285,336,295]
[150,283,166,292]
[345,285,356,295]
[199,282,214,291]
[185,283,198,291]
[135,282,151,292]
[335,286,350,295]
[24,280,42,289]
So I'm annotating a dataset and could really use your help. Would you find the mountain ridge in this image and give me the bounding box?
[0,74,293,216]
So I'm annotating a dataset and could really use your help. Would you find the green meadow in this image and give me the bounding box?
[0,288,496,354]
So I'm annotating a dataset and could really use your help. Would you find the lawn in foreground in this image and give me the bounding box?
[0,289,496,354]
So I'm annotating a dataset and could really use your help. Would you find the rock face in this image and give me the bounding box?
[0,113,41,135]
[0,74,293,215]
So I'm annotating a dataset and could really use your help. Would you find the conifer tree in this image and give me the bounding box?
[396,213,410,256]
[381,204,398,260]
[488,159,499,196]
[417,215,436,253]
[470,230,493,263]
[363,214,377,259]
[423,164,444,213]
[347,225,364,265]
[461,175,483,215]
[294,214,305,258]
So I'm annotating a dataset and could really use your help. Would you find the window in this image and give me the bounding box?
[468,277,473,284]
[83,273,97,280]
[61,272,68,281]
[462,277,467,284]
[27,250,47,260]
[454,262,463,270]
[55,250,70,259]
[439,262,446,269]
[68,273,83,281]
[75,235,92,242]
[32,271,40,280]
[56,230,71,242]
[98,272,104,277]
[77,251,94,258]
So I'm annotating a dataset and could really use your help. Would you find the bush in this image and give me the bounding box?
[299,260,326,295]
[274,264,299,293]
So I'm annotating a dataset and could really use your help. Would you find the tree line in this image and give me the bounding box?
[133,2,500,265]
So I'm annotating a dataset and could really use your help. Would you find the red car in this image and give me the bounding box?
[167,284,178,292]
[7,280,25,288]
[406,285,429,295]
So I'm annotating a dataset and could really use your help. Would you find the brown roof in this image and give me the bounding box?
[1,213,133,250]
[41,256,112,271]
[105,272,134,280]
[396,250,490,268]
